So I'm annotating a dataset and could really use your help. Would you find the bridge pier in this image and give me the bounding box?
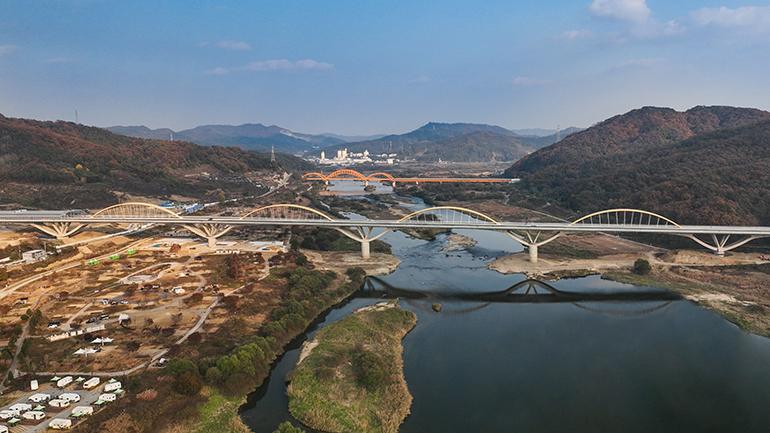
[504,230,562,264]
[528,244,538,263]
[183,224,234,249]
[680,233,768,256]
[30,222,84,240]
[335,227,389,259]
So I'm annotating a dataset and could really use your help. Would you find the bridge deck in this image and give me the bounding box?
[4,215,770,236]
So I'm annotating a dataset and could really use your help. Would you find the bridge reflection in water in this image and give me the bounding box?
[360,277,679,316]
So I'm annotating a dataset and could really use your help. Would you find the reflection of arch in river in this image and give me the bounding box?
[361,277,680,316]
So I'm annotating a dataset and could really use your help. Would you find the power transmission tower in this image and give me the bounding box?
[271,145,276,162]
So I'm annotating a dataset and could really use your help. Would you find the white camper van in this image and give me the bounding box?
[48,418,72,429]
[56,376,73,388]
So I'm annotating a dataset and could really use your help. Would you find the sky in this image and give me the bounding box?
[2,0,770,135]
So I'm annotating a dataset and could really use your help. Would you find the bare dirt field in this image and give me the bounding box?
[300,250,401,276]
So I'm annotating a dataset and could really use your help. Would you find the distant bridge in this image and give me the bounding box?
[302,169,518,186]
[2,204,769,262]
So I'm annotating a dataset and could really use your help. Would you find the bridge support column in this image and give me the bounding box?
[183,224,234,249]
[336,227,389,259]
[679,233,768,256]
[30,222,84,240]
[528,244,538,264]
[503,230,562,263]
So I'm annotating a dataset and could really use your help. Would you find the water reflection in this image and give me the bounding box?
[241,186,770,433]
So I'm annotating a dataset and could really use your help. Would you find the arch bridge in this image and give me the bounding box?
[4,205,770,261]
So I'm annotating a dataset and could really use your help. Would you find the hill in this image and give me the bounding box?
[107,123,344,154]
[504,106,770,225]
[308,122,571,162]
[0,114,313,209]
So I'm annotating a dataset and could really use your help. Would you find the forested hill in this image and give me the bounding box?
[504,106,770,225]
[0,114,313,208]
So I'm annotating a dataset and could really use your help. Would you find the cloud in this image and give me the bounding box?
[0,45,20,56]
[554,29,597,40]
[199,41,253,51]
[206,59,334,75]
[46,57,75,63]
[512,77,552,86]
[237,59,333,71]
[589,0,651,23]
[690,6,770,32]
[410,76,430,84]
[215,41,253,51]
[614,57,667,68]
[204,67,230,75]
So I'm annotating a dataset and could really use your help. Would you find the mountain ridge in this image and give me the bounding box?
[106,123,344,155]
[504,105,770,225]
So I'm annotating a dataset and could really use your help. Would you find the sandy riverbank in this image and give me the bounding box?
[300,250,401,276]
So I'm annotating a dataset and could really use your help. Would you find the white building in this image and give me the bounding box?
[22,249,46,263]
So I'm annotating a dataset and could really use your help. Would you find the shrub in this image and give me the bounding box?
[633,258,652,275]
[273,422,306,433]
[173,371,202,396]
[135,389,158,400]
[350,349,388,390]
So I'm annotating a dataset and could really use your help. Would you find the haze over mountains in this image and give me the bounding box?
[109,122,582,163]
[107,124,344,155]
[304,122,580,162]
[505,106,770,225]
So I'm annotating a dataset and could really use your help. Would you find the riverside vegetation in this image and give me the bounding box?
[287,300,417,433]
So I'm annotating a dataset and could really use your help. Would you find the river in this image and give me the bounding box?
[240,182,770,432]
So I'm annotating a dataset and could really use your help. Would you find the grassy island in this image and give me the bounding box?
[287,300,417,433]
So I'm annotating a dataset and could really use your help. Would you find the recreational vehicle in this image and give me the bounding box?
[71,406,93,416]
[56,376,73,388]
[58,393,81,403]
[49,418,72,429]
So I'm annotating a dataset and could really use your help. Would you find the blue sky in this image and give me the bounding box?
[2,0,770,135]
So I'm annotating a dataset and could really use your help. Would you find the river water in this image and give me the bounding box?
[241,182,770,432]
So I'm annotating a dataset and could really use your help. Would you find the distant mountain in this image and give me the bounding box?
[511,127,583,137]
[106,123,344,155]
[307,122,576,162]
[505,105,770,225]
[412,131,533,162]
[320,133,387,142]
[0,114,313,209]
[105,125,176,140]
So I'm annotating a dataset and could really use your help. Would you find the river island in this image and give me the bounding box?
[287,300,417,433]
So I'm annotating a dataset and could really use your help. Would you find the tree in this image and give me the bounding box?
[633,258,652,275]
[174,370,202,396]
[166,358,197,376]
[227,253,241,279]
[169,244,181,253]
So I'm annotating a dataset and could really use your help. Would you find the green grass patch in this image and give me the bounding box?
[193,388,250,433]
[287,302,417,433]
